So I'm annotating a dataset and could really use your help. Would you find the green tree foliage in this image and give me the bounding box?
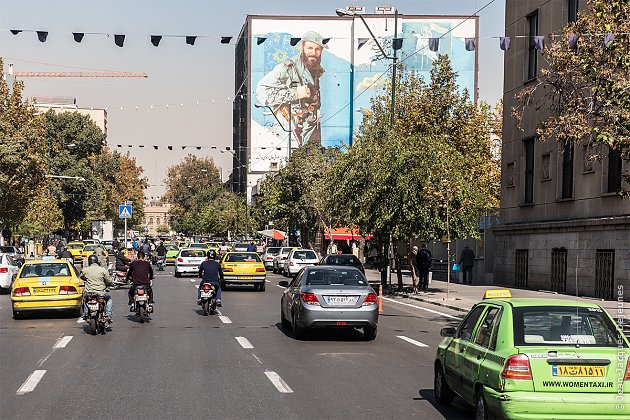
[513,0,629,195]
[0,57,48,240]
[17,188,64,236]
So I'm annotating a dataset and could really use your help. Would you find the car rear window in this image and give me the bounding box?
[0,246,15,253]
[305,269,367,286]
[225,253,261,263]
[513,306,624,347]
[84,245,97,251]
[266,247,281,255]
[166,245,178,251]
[324,255,361,265]
[68,243,84,249]
[181,250,206,257]
[293,250,317,260]
[21,263,71,277]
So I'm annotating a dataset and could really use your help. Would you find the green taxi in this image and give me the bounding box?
[434,290,630,419]
[164,244,179,265]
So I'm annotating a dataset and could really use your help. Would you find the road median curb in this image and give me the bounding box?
[390,291,470,313]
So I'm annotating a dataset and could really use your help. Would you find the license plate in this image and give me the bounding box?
[552,365,605,377]
[88,304,99,310]
[135,295,147,301]
[200,292,213,298]
[34,287,56,294]
[239,276,253,279]
[324,296,359,305]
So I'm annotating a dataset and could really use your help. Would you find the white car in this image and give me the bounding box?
[282,249,319,277]
[272,247,297,274]
[262,247,281,269]
[0,254,20,292]
[174,248,206,277]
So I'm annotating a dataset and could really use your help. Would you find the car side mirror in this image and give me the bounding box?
[279,280,289,287]
[440,327,457,337]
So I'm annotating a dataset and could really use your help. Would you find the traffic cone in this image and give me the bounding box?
[378,284,383,314]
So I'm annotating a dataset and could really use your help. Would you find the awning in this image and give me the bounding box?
[257,229,286,240]
[324,227,372,241]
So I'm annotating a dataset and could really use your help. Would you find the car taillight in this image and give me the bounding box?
[224,267,233,272]
[301,292,319,305]
[363,293,378,305]
[0,267,7,273]
[13,287,30,297]
[625,357,630,381]
[289,261,294,266]
[202,284,212,291]
[59,286,77,295]
[256,268,265,272]
[266,257,273,260]
[501,354,532,380]
[177,258,184,262]
[137,289,145,295]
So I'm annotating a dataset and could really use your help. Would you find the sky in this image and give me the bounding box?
[0,0,505,201]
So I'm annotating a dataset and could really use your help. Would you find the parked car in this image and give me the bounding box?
[272,247,298,274]
[262,247,281,269]
[320,254,365,274]
[174,248,206,277]
[0,246,25,266]
[283,249,319,277]
[0,254,20,292]
[279,266,378,340]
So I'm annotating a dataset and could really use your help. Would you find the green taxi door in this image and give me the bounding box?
[459,305,503,402]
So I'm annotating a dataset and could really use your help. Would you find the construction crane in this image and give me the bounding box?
[13,71,148,78]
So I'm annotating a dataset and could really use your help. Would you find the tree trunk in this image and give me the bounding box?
[395,240,403,291]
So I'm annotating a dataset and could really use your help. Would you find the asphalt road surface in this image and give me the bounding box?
[0,265,475,420]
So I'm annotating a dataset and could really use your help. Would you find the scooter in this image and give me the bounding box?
[84,292,108,335]
[199,283,217,316]
[109,263,130,289]
[156,256,165,271]
[131,285,153,323]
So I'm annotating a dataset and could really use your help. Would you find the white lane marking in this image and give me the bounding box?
[195,285,199,289]
[266,280,271,283]
[276,285,285,289]
[264,371,293,393]
[219,316,232,324]
[235,336,254,349]
[252,353,264,365]
[190,279,196,282]
[397,335,429,348]
[16,370,46,395]
[54,336,73,349]
[381,297,461,320]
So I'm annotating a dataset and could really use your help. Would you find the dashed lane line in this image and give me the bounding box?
[54,336,73,349]
[276,285,285,289]
[264,371,293,393]
[235,336,254,349]
[266,280,271,283]
[216,311,232,324]
[381,297,461,320]
[16,370,46,395]
[397,335,429,348]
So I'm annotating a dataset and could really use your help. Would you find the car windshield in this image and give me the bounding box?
[166,245,178,251]
[181,250,206,257]
[20,263,71,278]
[304,268,367,286]
[324,255,361,265]
[234,243,249,248]
[293,250,317,260]
[513,306,624,347]
[225,253,261,263]
[189,244,206,249]
[68,243,84,249]
[0,246,16,253]
[84,245,97,251]
[266,247,281,255]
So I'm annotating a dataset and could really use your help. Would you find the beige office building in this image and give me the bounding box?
[31,96,107,134]
[495,0,629,300]
[143,202,172,236]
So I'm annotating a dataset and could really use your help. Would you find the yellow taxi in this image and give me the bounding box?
[81,244,108,261]
[175,240,189,249]
[220,252,266,292]
[11,257,84,318]
[189,242,210,251]
[66,241,85,264]
[207,242,221,252]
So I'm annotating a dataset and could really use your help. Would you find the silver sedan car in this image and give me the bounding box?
[279,266,379,340]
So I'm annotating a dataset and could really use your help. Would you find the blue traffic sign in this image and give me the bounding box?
[119,205,133,219]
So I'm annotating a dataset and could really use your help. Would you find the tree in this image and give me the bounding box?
[513,0,630,195]
[0,57,48,242]
[17,188,64,237]
[156,225,170,234]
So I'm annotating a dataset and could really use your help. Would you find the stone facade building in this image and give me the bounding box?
[495,0,629,300]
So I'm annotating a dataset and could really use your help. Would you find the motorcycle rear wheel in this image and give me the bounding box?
[89,317,97,335]
[138,306,145,323]
[202,300,210,316]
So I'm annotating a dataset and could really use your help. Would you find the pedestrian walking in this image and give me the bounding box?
[415,243,432,292]
[459,244,476,285]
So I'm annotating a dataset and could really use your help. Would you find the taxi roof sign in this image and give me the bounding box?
[483,289,512,299]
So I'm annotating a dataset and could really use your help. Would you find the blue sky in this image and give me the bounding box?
[0,0,505,200]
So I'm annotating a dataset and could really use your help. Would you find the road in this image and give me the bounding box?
[0,265,475,419]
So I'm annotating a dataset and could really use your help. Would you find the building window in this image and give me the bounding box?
[156,217,161,225]
[568,0,579,23]
[527,11,539,80]
[551,248,567,293]
[541,153,551,181]
[149,217,154,225]
[607,148,622,193]
[507,162,515,187]
[524,138,534,203]
[270,162,278,171]
[595,250,615,300]
[561,142,574,198]
[515,249,529,288]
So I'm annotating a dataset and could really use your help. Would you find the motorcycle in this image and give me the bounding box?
[156,256,165,271]
[131,285,153,323]
[199,283,217,316]
[84,292,108,335]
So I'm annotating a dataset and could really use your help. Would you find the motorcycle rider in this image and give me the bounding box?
[140,240,151,258]
[198,250,223,307]
[60,246,74,264]
[115,250,132,272]
[81,254,114,323]
[155,242,167,263]
[127,251,154,306]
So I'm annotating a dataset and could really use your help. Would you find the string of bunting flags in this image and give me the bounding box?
[3,28,627,50]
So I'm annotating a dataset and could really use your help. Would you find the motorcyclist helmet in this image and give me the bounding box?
[207,250,217,260]
[88,254,100,265]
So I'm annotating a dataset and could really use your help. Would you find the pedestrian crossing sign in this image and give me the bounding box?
[119,205,133,219]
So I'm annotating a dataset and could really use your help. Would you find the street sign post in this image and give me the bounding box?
[119,204,133,251]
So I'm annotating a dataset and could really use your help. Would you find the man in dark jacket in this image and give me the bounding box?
[127,251,154,305]
[415,243,432,291]
[198,250,223,306]
[459,245,476,285]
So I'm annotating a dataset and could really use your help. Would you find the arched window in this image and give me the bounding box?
[156,217,161,225]
[149,217,154,225]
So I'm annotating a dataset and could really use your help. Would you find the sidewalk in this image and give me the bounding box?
[364,269,623,314]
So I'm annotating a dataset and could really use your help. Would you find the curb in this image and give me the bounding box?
[391,291,470,313]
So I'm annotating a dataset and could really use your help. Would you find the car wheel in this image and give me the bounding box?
[291,311,305,339]
[259,282,266,292]
[475,388,488,420]
[434,362,455,405]
[12,307,22,320]
[363,326,377,341]
[254,283,260,291]
[174,271,181,278]
[281,308,290,328]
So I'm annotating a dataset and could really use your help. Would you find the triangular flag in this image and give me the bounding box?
[182,146,186,150]
[604,33,615,48]
[499,36,511,51]
[392,37,403,50]
[357,38,369,50]
[221,36,232,44]
[290,37,301,46]
[568,34,578,50]
[73,32,84,43]
[256,37,266,45]
[153,146,158,150]
[151,35,162,47]
[10,30,22,35]
[533,35,545,50]
[322,38,331,45]
[167,145,173,150]
[37,31,48,43]
[139,145,145,148]
[114,34,125,47]
[465,38,476,51]
[196,147,202,150]
[117,145,122,148]
[186,36,197,45]
[428,38,439,52]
